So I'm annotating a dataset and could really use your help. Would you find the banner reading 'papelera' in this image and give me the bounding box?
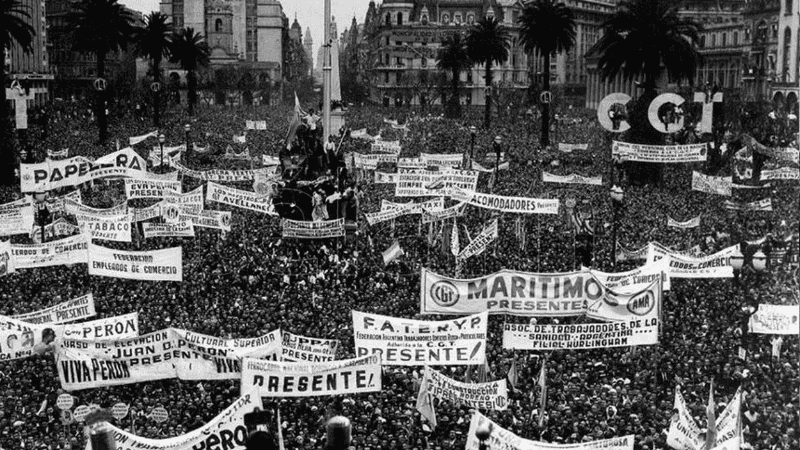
[422,366,508,410]
[352,311,487,366]
[281,218,345,239]
[88,243,182,281]
[240,355,382,397]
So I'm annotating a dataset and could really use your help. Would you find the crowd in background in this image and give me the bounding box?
[0,97,797,450]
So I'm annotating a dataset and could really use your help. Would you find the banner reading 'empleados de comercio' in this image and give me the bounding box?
[646,243,739,278]
[352,311,487,365]
[240,355,382,398]
[422,366,508,410]
[12,294,96,324]
[88,243,182,281]
[11,234,89,269]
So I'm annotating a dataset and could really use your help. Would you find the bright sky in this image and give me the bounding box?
[120,0,370,60]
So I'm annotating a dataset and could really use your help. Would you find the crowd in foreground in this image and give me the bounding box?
[0,95,798,450]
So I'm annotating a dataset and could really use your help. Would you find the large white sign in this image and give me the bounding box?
[20,148,148,192]
[206,182,276,215]
[178,210,232,231]
[612,141,707,163]
[282,219,345,239]
[162,186,204,215]
[691,171,731,196]
[422,366,508,410]
[75,213,132,243]
[88,243,182,281]
[353,153,398,169]
[142,222,196,239]
[395,168,479,197]
[13,294,96,325]
[420,153,463,168]
[667,216,701,229]
[171,329,282,380]
[11,234,89,269]
[61,313,140,341]
[450,188,559,215]
[748,304,799,335]
[646,243,739,278]
[281,331,339,362]
[0,198,34,237]
[171,161,267,182]
[352,311,487,365]
[761,167,800,180]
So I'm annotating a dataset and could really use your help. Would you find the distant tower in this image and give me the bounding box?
[330,15,338,42]
[289,13,302,43]
[304,27,314,75]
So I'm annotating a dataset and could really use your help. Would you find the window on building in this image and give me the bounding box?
[467,14,474,24]
[733,31,739,45]
[722,33,727,46]
[787,0,793,14]
[386,13,391,25]
[455,13,462,24]
[397,12,403,25]
[442,13,450,24]
[215,18,222,32]
[467,70,473,84]
[421,14,428,25]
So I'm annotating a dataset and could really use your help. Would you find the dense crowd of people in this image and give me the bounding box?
[0,95,798,450]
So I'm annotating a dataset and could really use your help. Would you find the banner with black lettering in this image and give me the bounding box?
[281,331,339,362]
[240,355,382,397]
[142,222,196,239]
[612,141,707,163]
[12,234,89,269]
[667,216,700,229]
[20,148,148,192]
[542,172,603,186]
[371,141,402,154]
[667,387,742,450]
[381,198,444,214]
[588,262,670,292]
[420,153,463,169]
[75,213,132,243]
[170,161,267,182]
[457,219,498,261]
[45,190,82,215]
[178,210,232,231]
[395,168,479,197]
[466,410,634,450]
[449,188,559,215]
[748,304,800,335]
[124,179,182,200]
[206,182,276,215]
[352,311,487,366]
[85,395,262,450]
[691,172,731,196]
[88,243,182,281]
[130,203,164,223]
[761,167,799,180]
[0,197,34,237]
[13,294,96,325]
[281,219,345,239]
[616,243,647,262]
[422,366,508,411]
[162,186,204,215]
[502,317,658,350]
[171,329,282,380]
[30,218,82,244]
[646,243,739,278]
[353,153,398,170]
[422,202,466,223]
[64,198,128,218]
[723,198,773,211]
[60,313,140,341]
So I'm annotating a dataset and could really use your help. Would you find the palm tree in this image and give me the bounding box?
[436,32,471,119]
[134,12,172,128]
[68,0,136,143]
[466,16,510,128]
[518,0,576,148]
[170,27,210,116]
[0,0,34,185]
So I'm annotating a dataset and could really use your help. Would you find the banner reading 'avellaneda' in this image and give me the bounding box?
[352,311,487,365]
[240,355,382,397]
[612,141,707,163]
[12,294,96,324]
[449,188,559,215]
[88,243,182,281]
[281,331,339,362]
[422,366,508,410]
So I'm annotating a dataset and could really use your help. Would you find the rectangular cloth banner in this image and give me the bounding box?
[612,141,707,163]
[449,188,560,215]
[352,311,487,366]
[371,142,402,154]
[691,172,732,196]
[88,243,182,281]
[420,153,463,169]
[281,219,345,239]
[170,328,282,380]
[616,243,648,262]
[374,172,399,184]
[0,240,14,277]
[542,172,603,186]
[0,197,34,237]
[47,148,69,159]
[748,304,800,335]
[667,216,701,229]
[466,411,634,450]
[281,331,339,362]
[45,190,82,215]
[65,198,128,218]
[587,261,671,292]
[723,198,773,211]
[142,222,196,239]
[353,153,398,170]
[20,148,148,192]
[240,355,383,397]
[381,198,445,214]
[11,234,89,269]
[171,161,268,182]
[130,203,164,223]
[91,395,262,450]
[557,143,589,153]
[178,210,232,231]
[60,313,140,341]
[502,317,659,350]
[422,366,508,411]
[31,218,82,244]
[129,131,158,146]
[207,182,277,215]
[124,179,182,200]
[162,186,204,215]
[395,168,479,197]
[12,294,96,325]
[457,219,498,261]
[646,243,739,278]
[398,157,426,169]
[74,213,132,243]
[761,167,800,180]
[422,203,467,223]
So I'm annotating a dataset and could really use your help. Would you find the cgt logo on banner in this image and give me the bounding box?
[449,188,560,215]
[691,171,732,196]
[422,366,508,411]
[240,355,382,398]
[20,148,148,192]
[281,218,345,239]
[612,141,707,163]
[60,313,140,341]
[88,395,262,450]
[88,243,182,282]
[11,234,89,269]
[466,411,634,450]
[12,294,96,325]
[281,331,339,362]
[207,182,276,215]
[646,243,739,278]
[0,197,34,237]
[748,304,800,335]
[352,311,487,366]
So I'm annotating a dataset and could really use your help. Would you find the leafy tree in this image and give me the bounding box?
[134,12,172,128]
[170,27,210,116]
[466,17,510,128]
[436,32,471,119]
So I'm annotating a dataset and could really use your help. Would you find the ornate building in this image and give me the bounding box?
[770,0,798,109]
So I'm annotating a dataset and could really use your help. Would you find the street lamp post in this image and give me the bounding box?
[184,124,191,163]
[610,185,624,271]
[158,133,166,168]
[752,250,767,273]
[730,248,744,283]
[475,421,492,450]
[469,126,477,169]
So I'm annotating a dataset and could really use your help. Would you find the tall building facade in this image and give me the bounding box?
[6,0,52,106]
[304,27,314,76]
[770,0,798,108]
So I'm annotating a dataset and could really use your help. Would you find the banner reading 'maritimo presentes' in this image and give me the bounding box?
[352,311,487,366]
[88,243,182,281]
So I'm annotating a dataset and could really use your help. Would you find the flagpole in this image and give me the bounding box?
[322,0,332,144]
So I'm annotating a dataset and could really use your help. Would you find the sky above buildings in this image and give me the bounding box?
[120,0,369,61]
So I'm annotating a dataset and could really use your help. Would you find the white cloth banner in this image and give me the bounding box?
[422,202,466,223]
[723,198,773,211]
[748,304,800,335]
[422,366,508,410]
[353,153,398,169]
[241,355,383,397]
[178,210,232,231]
[667,216,701,229]
[162,186,204,216]
[142,222,196,239]
[0,240,14,277]
[374,171,399,184]
[542,172,603,185]
[466,411,634,450]
[20,148,148,192]
[381,198,444,214]
[557,143,589,153]
[64,198,128,218]
[352,311,487,366]
[457,219,498,261]
[646,243,739,278]
[281,219,345,239]
[13,294,96,325]
[420,153,463,168]
[761,167,800,180]
[30,218,82,244]
[124,179,182,200]
[11,234,89,269]
[587,261,671,292]
[666,388,705,450]
[371,142,402,154]
[130,203,164,223]
[450,188,560,215]
[75,213,132,243]
[129,131,158,146]
[207,182,276,215]
[85,395,262,450]
[0,198,34,237]
[61,313,140,341]
[44,190,82,215]
[88,243,182,281]
[503,318,658,350]
[171,328,282,380]
[612,141,707,163]
[691,171,732,196]
[281,331,339,362]
[171,161,267,182]
[395,168,479,197]
[148,145,184,167]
